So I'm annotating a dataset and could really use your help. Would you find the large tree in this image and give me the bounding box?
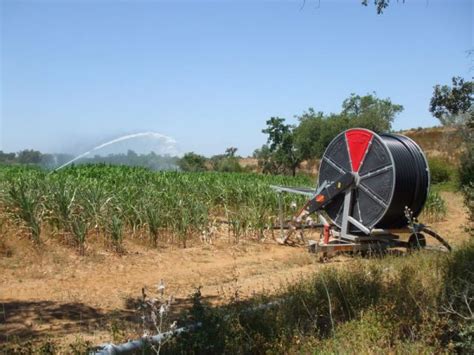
[293,93,403,162]
[341,93,403,132]
[430,76,474,227]
[429,76,473,127]
[256,117,302,176]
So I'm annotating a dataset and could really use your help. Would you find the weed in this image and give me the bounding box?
[159,240,473,354]
[422,190,447,222]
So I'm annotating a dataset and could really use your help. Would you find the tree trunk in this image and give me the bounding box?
[292,165,297,177]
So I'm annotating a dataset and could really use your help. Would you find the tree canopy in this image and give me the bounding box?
[294,93,402,161]
[255,93,404,175]
[256,117,302,176]
[429,76,473,127]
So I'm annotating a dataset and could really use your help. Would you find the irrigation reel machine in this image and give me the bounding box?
[271,128,451,257]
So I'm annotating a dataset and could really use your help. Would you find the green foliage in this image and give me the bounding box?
[361,0,391,14]
[4,170,45,243]
[214,157,243,173]
[0,149,179,171]
[177,152,208,172]
[459,144,474,189]
[422,190,447,222]
[443,242,474,352]
[210,148,244,173]
[257,117,302,176]
[70,214,89,255]
[460,134,474,230]
[293,109,325,159]
[107,214,124,251]
[253,145,277,174]
[0,165,312,251]
[428,157,453,184]
[430,76,473,227]
[342,93,403,132]
[77,150,179,171]
[145,204,161,246]
[0,151,16,164]
[462,183,474,235]
[430,77,473,127]
[17,149,42,165]
[164,240,474,353]
[289,93,403,163]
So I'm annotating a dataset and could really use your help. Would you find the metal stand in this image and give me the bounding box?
[271,182,451,258]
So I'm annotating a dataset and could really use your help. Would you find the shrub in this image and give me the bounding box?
[459,144,474,228]
[178,152,208,172]
[214,157,243,173]
[428,157,452,184]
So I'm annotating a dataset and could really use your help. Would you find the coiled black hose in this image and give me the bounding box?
[377,134,429,228]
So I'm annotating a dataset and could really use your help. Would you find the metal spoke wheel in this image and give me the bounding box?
[318,128,429,231]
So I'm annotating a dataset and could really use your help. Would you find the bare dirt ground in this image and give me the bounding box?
[0,191,469,347]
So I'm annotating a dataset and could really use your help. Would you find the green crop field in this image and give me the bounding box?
[0,165,314,251]
[0,164,447,254]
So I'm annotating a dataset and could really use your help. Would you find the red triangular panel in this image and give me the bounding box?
[345,129,373,172]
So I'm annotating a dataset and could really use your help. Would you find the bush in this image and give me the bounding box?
[459,144,474,231]
[178,152,208,172]
[459,145,474,188]
[214,157,243,173]
[428,157,452,184]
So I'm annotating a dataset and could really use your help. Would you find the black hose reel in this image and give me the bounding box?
[273,128,451,253]
[318,128,430,232]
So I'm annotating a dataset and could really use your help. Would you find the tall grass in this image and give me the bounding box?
[162,241,473,354]
[422,190,447,222]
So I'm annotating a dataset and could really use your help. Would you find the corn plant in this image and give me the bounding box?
[46,179,77,233]
[70,213,89,255]
[107,214,124,252]
[146,204,161,246]
[5,176,45,243]
[0,164,313,250]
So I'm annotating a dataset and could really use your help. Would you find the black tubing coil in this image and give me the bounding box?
[376,133,429,228]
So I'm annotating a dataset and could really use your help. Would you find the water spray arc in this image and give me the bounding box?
[53,132,179,172]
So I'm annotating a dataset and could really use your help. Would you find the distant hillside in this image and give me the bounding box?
[401,126,462,164]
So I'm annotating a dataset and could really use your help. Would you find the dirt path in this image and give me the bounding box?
[429,191,469,246]
[0,191,468,346]
[0,230,329,345]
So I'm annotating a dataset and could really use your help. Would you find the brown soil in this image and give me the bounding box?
[0,191,469,348]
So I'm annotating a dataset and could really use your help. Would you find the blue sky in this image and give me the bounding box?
[1,0,472,157]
